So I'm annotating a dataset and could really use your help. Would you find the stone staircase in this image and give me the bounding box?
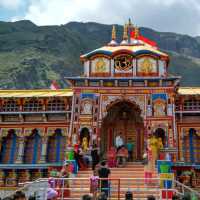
[68,162,160,200]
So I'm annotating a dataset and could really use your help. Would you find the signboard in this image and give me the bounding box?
[157,160,172,173]
[160,173,174,180]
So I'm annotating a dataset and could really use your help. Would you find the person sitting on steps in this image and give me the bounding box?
[116,146,128,167]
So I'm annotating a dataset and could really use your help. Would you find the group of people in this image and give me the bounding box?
[0,188,58,200]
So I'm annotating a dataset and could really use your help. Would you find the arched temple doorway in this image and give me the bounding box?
[101,100,144,160]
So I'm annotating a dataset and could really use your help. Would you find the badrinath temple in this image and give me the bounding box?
[0,22,200,194]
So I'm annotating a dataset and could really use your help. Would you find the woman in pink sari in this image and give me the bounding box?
[107,147,117,167]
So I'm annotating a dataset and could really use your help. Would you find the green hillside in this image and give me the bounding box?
[0,20,200,89]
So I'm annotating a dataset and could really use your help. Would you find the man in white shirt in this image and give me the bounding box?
[115,133,124,151]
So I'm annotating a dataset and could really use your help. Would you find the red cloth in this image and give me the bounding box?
[117,147,128,158]
[162,190,174,199]
[107,147,117,167]
[130,31,157,47]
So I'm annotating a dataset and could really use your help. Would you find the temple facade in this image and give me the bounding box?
[0,23,200,189]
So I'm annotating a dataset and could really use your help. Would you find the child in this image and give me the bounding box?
[90,170,99,200]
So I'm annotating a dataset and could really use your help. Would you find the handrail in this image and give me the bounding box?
[174,179,200,197]
[3,177,200,199]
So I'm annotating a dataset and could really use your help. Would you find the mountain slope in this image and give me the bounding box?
[0,20,200,89]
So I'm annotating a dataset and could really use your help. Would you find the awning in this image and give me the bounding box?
[0,89,73,98]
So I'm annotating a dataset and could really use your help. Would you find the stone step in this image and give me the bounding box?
[68,164,159,200]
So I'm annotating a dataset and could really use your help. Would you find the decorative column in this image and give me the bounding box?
[0,170,5,187]
[39,136,48,163]
[15,137,25,164]
[180,130,185,162]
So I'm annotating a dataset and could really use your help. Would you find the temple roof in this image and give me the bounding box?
[81,44,169,60]
[0,89,73,98]
[178,87,200,95]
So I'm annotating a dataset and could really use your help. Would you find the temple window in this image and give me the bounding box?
[183,128,200,163]
[47,129,66,163]
[47,99,65,111]
[24,99,43,112]
[2,99,19,112]
[119,81,129,87]
[0,129,18,164]
[89,81,100,87]
[183,99,200,110]
[24,129,42,164]
[75,81,85,86]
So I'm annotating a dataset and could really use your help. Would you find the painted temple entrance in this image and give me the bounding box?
[100,100,144,160]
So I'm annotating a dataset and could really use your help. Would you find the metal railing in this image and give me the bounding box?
[2,177,200,200]
[174,179,200,198]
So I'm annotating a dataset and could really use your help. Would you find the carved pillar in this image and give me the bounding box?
[0,169,5,187]
[15,137,25,164]
[39,137,48,163]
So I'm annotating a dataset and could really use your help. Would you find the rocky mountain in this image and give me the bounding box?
[0,20,200,89]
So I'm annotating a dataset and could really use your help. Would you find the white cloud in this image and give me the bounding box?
[11,0,200,35]
[0,0,22,10]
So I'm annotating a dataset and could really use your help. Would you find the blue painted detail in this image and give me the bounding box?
[80,93,95,99]
[32,134,40,164]
[84,50,112,58]
[189,129,194,163]
[9,134,17,164]
[1,140,6,163]
[55,134,61,162]
[152,93,167,101]
[47,139,51,162]
[84,49,162,59]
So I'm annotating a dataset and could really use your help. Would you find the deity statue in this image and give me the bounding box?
[82,101,92,114]
[95,58,106,72]
[82,137,89,152]
[154,101,165,116]
[140,58,153,74]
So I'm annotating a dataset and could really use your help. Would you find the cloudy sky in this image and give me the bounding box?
[0,0,200,36]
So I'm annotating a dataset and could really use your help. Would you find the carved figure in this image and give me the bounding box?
[95,58,106,72]
[154,101,165,116]
[140,58,153,74]
[82,137,89,152]
[82,101,92,114]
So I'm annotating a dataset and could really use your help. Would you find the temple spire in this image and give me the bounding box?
[121,24,128,45]
[108,25,117,46]
[123,24,128,40]
[111,25,116,41]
